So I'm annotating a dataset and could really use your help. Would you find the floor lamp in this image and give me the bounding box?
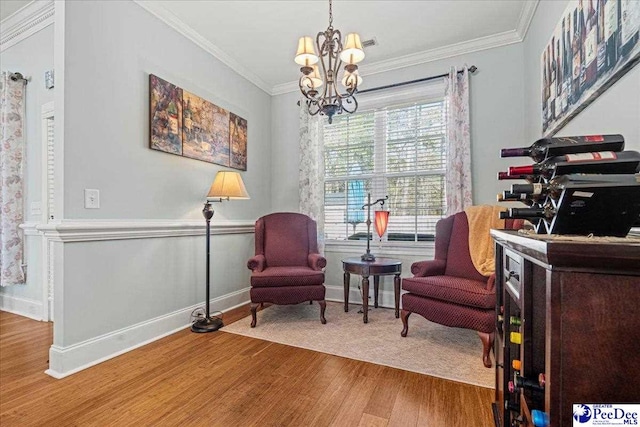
[191,170,250,333]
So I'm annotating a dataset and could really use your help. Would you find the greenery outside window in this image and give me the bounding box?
[324,95,447,244]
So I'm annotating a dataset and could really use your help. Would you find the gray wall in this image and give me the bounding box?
[271,43,526,211]
[62,0,271,221]
[54,0,272,349]
[523,0,640,149]
[0,24,54,306]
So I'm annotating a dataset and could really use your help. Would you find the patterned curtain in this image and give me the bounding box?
[444,66,473,216]
[298,103,325,253]
[0,72,27,286]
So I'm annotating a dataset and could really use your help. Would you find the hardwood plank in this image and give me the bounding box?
[359,413,390,427]
[0,307,495,426]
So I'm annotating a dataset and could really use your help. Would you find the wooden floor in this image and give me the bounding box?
[0,307,494,426]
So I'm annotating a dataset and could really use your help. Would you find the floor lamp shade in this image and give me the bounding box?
[207,171,250,200]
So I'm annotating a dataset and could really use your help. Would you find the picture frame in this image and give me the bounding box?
[149,74,248,170]
[541,0,640,136]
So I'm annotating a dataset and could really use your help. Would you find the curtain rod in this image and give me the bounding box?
[9,72,28,84]
[357,65,477,95]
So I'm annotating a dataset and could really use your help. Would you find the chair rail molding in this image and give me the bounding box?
[36,219,255,242]
[0,0,54,52]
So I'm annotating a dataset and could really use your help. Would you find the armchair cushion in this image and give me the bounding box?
[247,254,266,272]
[262,214,311,267]
[401,275,495,309]
[411,259,446,277]
[250,266,324,288]
[308,253,327,270]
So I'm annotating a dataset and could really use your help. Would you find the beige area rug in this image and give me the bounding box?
[222,302,494,388]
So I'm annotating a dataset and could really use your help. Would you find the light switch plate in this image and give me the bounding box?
[84,189,100,209]
[30,202,42,216]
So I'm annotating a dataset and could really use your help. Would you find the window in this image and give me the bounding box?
[323,97,447,243]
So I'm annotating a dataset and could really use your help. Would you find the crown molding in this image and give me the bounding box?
[133,0,272,95]
[0,0,54,52]
[272,29,523,96]
[516,0,540,41]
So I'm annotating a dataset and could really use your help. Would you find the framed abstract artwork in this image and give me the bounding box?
[149,74,247,169]
[542,0,640,136]
[229,113,248,171]
[149,75,183,155]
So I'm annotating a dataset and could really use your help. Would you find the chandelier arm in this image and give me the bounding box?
[342,95,358,114]
[307,99,321,116]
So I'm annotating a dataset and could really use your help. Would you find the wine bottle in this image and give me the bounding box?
[583,0,599,90]
[510,173,640,199]
[604,0,620,72]
[563,12,573,111]
[508,150,640,178]
[597,0,607,78]
[512,359,522,371]
[505,400,520,413]
[500,205,556,220]
[510,332,522,344]
[497,192,538,207]
[514,372,545,392]
[580,0,589,89]
[531,410,550,427]
[497,171,538,182]
[550,39,557,120]
[500,134,624,162]
[572,8,584,103]
[620,0,640,58]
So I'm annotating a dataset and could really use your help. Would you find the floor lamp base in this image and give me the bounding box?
[191,316,223,333]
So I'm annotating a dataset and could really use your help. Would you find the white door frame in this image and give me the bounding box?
[40,101,54,321]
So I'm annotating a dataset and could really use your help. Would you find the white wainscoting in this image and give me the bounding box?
[46,287,250,379]
[39,219,255,379]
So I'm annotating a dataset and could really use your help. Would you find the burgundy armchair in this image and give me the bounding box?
[247,212,327,327]
[400,211,523,368]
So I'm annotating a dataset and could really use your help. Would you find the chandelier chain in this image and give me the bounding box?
[328,0,333,28]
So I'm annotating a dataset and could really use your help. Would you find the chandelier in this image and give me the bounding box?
[294,0,365,123]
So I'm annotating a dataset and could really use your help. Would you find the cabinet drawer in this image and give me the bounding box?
[504,249,522,302]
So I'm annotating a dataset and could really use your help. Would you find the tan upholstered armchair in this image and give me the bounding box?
[247,212,327,327]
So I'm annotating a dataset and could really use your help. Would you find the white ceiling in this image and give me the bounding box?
[0,0,32,21]
[146,0,537,93]
[2,1,538,94]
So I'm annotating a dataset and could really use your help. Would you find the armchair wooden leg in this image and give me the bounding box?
[250,303,259,328]
[310,300,313,305]
[478,331,494,368]
[400,310,411,337]
[319,300,327,324]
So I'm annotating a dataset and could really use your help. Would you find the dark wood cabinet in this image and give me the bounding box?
[491,230,640,427]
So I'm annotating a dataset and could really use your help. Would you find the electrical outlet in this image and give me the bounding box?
[84,189,100,209]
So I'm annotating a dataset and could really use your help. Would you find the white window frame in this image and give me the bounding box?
[324,80,446,255]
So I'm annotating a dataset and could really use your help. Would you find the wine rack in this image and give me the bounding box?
[498,134,640,236]
[491,230,640,427]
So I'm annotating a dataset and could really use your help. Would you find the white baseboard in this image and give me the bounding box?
[0,294,44,321]
[46,287,250,379]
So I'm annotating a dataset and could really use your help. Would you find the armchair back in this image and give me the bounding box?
[436,212,523,281]
[255,212,318,267]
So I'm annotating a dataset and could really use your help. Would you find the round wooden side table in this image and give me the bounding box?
[342,257,402,323]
